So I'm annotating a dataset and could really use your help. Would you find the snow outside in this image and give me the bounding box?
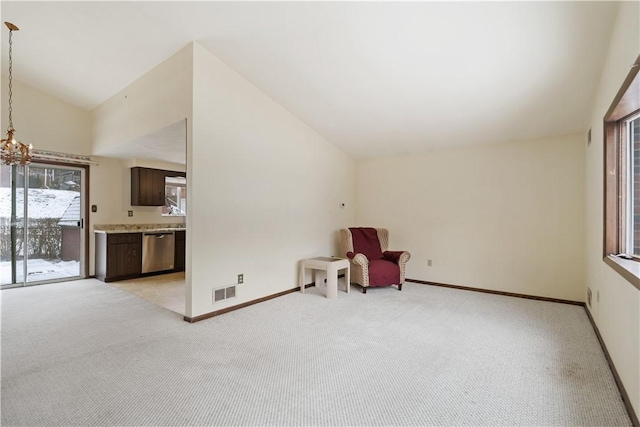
[1,166,81,285]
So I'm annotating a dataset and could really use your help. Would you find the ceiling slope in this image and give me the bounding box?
[1,1,620,159]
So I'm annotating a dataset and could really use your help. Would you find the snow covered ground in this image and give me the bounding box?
[0,187,79,219]
[1,187,82,285]
[0,259,80,285]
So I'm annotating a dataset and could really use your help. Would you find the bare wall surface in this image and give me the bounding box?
[188,43,355,318]
[90,45,193,157]
[356,133,586,302]
[585,0,640,417]
[0,78,91,155]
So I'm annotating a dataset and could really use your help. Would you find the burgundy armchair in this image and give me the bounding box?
[340,227,411,293]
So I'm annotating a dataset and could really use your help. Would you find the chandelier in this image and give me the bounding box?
[1,22,32,166]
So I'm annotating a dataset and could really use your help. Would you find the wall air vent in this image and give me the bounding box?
[226,285,236,299]
[213,286,237,303]
[214,288,225,303]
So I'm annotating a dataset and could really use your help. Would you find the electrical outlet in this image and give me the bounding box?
[427,259,432,267]
[128,210,133,217]
[238,274,243,284]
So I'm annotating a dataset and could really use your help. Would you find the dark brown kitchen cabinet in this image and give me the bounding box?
[174,230,185,272]
[95,233,142,282]
[131,167,166,206]
[131,167,186,206]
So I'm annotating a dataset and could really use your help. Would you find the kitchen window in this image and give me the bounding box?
[603,55,640,285]
[163,176,186,216]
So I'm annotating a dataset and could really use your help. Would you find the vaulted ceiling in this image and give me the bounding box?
[1,1,620,160]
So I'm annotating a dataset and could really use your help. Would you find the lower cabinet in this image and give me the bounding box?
[174,230,186,272]
[95,230,186,282]
[95,233,142,282]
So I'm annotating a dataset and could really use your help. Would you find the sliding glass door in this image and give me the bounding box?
[1,162,86,288]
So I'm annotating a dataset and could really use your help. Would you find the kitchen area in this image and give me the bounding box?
[93,161,188,316]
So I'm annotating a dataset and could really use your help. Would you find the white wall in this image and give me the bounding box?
[585,0,640,417]
[91,45,192,157]
[187,43,355,318]
[356,133,586,302]
[1,78,91,155]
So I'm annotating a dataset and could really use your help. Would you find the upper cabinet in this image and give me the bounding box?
[131,167,185,206]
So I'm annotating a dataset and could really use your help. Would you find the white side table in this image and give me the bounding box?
[299,257,350,299]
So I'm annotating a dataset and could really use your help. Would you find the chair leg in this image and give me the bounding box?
[398,283,403,291]
[362,286,367,294]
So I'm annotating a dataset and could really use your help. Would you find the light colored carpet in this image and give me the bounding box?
[0,279,632,426]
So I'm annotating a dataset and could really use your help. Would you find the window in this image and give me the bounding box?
[603,55,640,282]
[162,176,186,216]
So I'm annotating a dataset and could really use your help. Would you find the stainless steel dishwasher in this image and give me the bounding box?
[142,231,175,274]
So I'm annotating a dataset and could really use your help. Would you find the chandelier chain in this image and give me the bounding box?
[7,27,13,130]
[1,22,32,166]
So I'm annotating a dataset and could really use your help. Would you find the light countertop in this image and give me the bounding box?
[94,223,186,234]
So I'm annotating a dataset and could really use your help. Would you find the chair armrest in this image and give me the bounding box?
[347,252,369,267]
[383,250,411,264]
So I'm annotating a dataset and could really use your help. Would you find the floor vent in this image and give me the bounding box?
[213,286,237,303]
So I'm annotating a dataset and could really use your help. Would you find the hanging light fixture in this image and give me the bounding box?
[1,22,32,166]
